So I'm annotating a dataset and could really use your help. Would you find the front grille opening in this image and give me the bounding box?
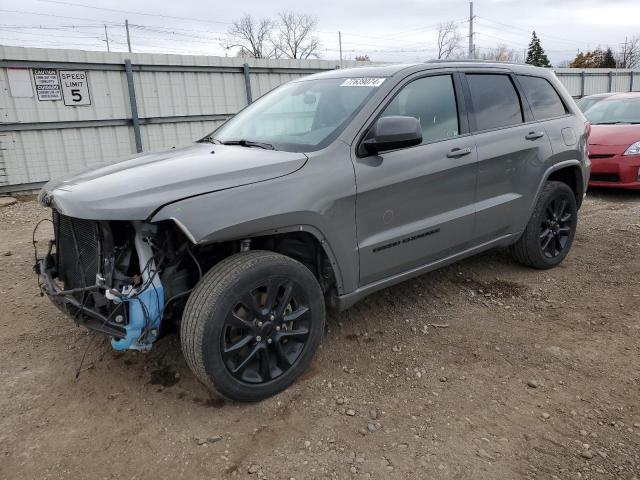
[589,154,615,159]
[590,173,620,183]
[53,210,100,303]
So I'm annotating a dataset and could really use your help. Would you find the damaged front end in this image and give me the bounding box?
[35,209,197,351]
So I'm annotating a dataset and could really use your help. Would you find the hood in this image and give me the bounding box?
[589,124,640,147]
[42,143,307,220]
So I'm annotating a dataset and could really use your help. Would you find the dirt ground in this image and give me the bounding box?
[0,190,639,480]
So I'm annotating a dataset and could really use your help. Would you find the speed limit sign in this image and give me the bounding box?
[60,70,91,106]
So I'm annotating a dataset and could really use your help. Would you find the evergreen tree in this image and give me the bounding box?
[601,48,616,68]
[526,31,551,67]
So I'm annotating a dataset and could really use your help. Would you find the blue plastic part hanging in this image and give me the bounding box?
[111,222,165,351]
[111,285,164,351]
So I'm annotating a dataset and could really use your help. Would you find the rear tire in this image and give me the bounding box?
[181,251,325,402]
[510,181,577,269]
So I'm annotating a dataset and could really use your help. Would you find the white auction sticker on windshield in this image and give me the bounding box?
[340,78,385,87]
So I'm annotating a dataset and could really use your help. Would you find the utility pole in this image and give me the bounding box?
[468,1,474,59]
[125,19,132,53]
[621,36,628,68]
[104,25,110,52]
[338,31,343,68]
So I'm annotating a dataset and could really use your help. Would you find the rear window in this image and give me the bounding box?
[467,74,523,131]
[517,75,567,120]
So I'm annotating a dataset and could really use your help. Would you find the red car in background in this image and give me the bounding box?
[583,93,640,189]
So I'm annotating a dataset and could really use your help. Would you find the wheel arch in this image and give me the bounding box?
[529,161,585,218]
[515,160,584,242]
[223,224,345,296]
[545,162,585,209]
[161,215,347,296]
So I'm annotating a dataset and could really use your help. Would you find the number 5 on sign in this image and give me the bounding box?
[60,70,91,106]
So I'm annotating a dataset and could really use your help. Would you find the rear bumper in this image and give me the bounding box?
[35,257,126,339]
[588,154,640,189]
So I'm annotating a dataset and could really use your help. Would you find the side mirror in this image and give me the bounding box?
[362,116,422,154]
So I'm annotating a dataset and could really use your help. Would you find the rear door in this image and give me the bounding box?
[514,73,580,181]
[353,71,478,286]
[461,71,553,243]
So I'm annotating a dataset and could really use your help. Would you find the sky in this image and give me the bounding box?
[1,0,639,65]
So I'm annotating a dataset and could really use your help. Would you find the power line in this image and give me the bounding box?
[0,23,111,29]
[36,0,233,26]
[475,16,596,48]
[130,24,225,42]
[0,9,122,25]
[475,32,578,53]
[0,28,103,40]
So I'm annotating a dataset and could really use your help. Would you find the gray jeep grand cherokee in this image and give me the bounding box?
[36,61,590,401]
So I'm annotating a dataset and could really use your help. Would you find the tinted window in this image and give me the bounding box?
[211,77,379,152]
[517,75,567,119]
[467,74,523,131]
[380,75,459,143]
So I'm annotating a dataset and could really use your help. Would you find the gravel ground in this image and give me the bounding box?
[0,191,639,480]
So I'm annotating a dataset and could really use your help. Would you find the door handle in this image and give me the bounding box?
[525,131,545,140]
[446,147,472,158]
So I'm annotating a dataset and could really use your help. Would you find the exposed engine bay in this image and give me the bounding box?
[34,210,331,351]
[34,210,205,350]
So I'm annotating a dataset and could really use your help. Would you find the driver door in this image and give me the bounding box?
[353,72,478,286]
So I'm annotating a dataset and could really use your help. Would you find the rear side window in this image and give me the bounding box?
[466,74,523,131]
[380,75,460,144]
[517,75,567,120]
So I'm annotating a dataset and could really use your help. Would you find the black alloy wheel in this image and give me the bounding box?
[510,181,578,269]
[221,278,311,384]
[539,195,573,259]
[181,251,325,402]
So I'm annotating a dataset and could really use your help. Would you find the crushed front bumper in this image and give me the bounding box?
[35,257,127,339]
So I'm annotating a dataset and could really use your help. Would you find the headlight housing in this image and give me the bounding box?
[624,141,640,155]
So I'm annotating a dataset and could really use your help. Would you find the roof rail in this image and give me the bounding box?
[424,59,525,66]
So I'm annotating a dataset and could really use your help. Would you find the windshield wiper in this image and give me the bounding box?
[199,135,222,144]
[221,139,275,150]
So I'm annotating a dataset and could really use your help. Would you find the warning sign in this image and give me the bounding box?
[33,69,62,101]
[60,70,91,106]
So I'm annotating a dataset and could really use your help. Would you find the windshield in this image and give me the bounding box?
[577,97,604,113]
[206,77,384,152]
[585,97,640,124]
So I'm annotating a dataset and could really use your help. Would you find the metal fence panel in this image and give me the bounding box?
[140,120,225,152]
[0,46,357,191]
[3,126,133,185]
[553,68,640,97]
[2,46,639,192]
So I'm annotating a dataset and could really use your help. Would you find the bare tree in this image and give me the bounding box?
[480,44,522,63]
[273,12,321,59]
[225,14,275,58]
[436,21,462,59]
[617,35,640,68]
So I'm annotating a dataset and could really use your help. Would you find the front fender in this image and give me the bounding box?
[150,152,359,295]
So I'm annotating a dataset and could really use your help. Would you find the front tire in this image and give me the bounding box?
[510,181,578,269]
[181,251,325,402]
